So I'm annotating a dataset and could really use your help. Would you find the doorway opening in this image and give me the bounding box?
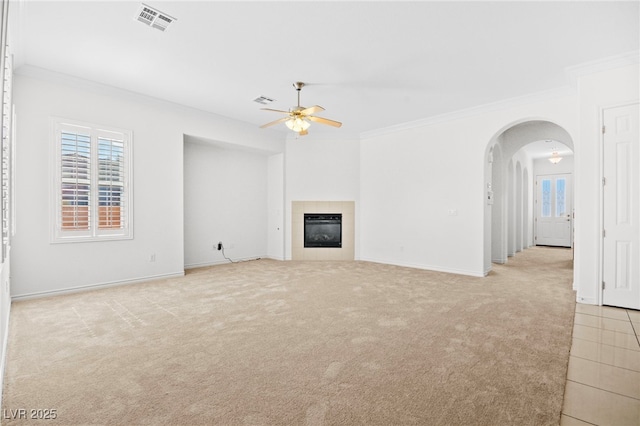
[483,120,575,275]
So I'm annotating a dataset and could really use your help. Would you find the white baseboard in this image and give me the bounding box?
[358,257,485,278]
[263,255,285,261]
[484,265,492,276]
[184,255,267,270]
[184,260,234,269]
[576,296,598,305]
[0,300,11,410]
[11,271,185,301]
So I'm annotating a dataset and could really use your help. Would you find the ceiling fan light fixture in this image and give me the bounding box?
[259,81,341,135]
[285,117,310,132]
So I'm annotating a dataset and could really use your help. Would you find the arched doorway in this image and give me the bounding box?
[483,120,575,274]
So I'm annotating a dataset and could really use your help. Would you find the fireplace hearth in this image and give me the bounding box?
[304,213,342,248]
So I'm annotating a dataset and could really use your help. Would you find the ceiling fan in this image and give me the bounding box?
[259,82,342,136]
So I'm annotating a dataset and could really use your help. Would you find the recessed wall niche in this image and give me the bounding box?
[292,201,354,261]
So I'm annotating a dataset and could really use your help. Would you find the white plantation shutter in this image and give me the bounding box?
[98,136,125,230]
[60,130,91,233]
[53,120,132,242]
[1,46,12,261]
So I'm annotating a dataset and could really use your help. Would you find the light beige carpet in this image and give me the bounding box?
[2,247,575,425]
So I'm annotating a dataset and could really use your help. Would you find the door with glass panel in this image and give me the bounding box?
[535,174,572,247]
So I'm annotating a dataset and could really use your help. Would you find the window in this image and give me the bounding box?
[555,178,566,217]
[52,119,132,242]
[541,179,551,218]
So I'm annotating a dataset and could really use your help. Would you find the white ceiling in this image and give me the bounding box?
[10,1,640,139]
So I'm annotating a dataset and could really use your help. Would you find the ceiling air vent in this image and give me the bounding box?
[253,96,275,105]
[136,4,176,32]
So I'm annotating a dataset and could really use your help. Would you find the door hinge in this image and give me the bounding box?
[603,229,606,238]
[602,281,606,290]
[603,177,606,186]
[602,125,606,134]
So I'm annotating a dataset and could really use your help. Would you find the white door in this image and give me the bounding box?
[602,103,640,310]
[535,174,572,247]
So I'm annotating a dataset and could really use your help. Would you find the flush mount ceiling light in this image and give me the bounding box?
[135,3,176,32]
[259,82,342,136]
[549,151,563,164]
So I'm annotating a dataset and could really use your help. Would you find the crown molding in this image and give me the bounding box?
[14,64,216,116]
[360,85,576,140]
[14,64,286,150]
[360,50,640,140]
[565,50,640,85]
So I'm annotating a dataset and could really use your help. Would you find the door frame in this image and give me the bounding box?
[599,101,640,307]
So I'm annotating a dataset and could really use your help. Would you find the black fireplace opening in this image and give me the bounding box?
[304,213,342,248]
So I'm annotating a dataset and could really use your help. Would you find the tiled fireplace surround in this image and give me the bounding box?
[292,201,355,261]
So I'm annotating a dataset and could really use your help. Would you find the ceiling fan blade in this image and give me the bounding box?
[300,105,325,115]
[260,116,290,128]
[308,115,342,128]
[261,108,291,114]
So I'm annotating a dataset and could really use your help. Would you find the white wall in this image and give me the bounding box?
[534,155,574,177]
[490,141,507,264]
[183,139,270,268]
[267,153,285,260]
[574,63,640,305]
[11,70,283,297]
[510,150,534,253]
[360,94,579,277]
[284,136,360,260]
[9,62,639,306]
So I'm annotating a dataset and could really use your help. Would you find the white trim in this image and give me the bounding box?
[184,256,265,270]
[358,257,486,278]
[360,86,576,139]
[565,50,640,86]
[16,65,284,151]
[264,255,285,261]
[11,271,184,301]
[50,117,133,243]
[361,51,640,140]
[483,265,492,277]
[598,106,606,307]
[576,296,598,306]
[0,297,10,410]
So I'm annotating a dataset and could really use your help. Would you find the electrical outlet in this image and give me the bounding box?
[217,242,223,251]
[149,254,156,262]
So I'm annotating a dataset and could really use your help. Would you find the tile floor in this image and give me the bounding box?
[561,304,640,426]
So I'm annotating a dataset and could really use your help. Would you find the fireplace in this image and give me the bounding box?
[304,213,342,248]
